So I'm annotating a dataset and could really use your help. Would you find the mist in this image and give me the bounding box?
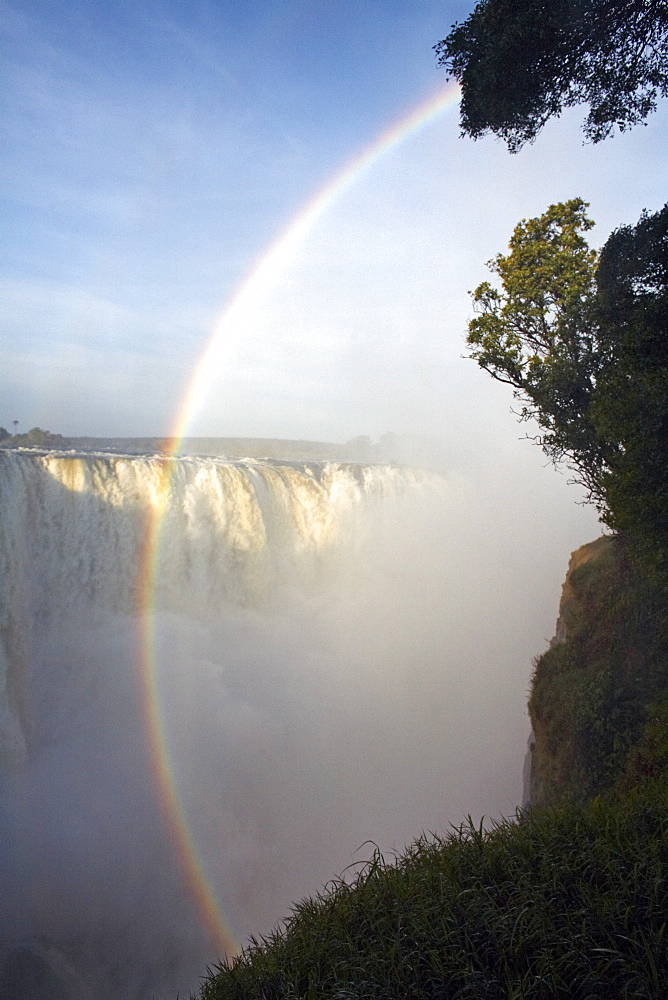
[0,446,600,998]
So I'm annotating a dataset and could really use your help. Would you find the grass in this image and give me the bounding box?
[193,781,668,999]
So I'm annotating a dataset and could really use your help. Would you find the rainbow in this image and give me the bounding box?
[139,80,461,959]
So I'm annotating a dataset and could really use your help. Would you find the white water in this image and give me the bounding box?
[0,449,462,998]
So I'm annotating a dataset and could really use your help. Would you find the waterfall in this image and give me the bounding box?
[0,449,447,999]
[0,451,433,754]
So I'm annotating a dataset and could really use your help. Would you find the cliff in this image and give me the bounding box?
[528,534,668,806]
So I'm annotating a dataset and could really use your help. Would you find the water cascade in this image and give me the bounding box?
[0,449,464,999]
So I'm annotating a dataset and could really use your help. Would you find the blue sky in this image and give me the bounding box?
[2,0,667,443]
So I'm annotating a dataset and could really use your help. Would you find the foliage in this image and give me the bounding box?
[466,198,604,503]
[194,784,668,999]
[620,695,668,792]
[435,0,668,150]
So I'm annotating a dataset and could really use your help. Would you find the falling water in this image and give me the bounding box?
[1,449,462,999]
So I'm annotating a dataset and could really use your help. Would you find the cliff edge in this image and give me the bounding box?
[527,534,668,806]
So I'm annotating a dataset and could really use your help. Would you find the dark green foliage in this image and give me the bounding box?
[529,536,668,804]
[620,696,668,791]
[592,206,668,578]
[435,0,668,150]
[195,785,668,999]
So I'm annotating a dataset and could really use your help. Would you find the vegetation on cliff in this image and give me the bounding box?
[466,190,668,812]
[195,783,668,999]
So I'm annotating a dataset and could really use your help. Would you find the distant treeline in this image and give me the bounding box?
[0,430,447,467]
[0,427,70,449]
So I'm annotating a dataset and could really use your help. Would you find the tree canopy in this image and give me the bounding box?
[593,203,668,559]
[466,200,668,571]
[435,0,668,150]
[467,199,603,498]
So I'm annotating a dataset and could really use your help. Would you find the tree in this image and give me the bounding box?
[435,0,668,151]
[466,200,668,567]
[591,204,668,560]
[466,198,604,501]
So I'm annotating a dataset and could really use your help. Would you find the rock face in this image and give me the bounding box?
[522,538,612,808]
[527,533,668,806]
[550,537,614,647]
[529,535,621,807]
